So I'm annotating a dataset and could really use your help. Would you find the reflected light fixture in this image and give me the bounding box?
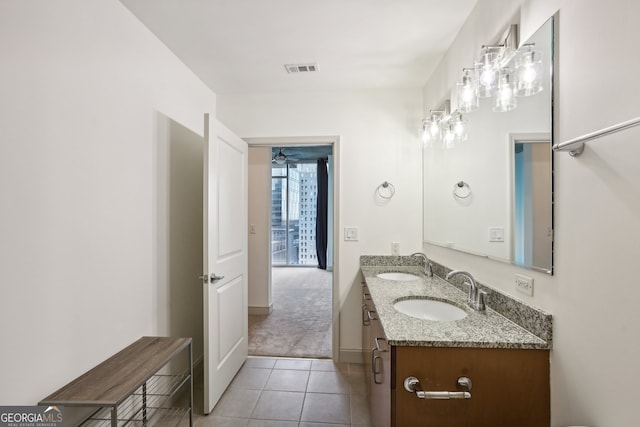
[442,123,456,149]
[450,111,467,141]
[421,100,467,149]
[456,68,479,112]
[421,118,433,146]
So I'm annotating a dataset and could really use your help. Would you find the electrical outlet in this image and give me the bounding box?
[391,242,400,255]
[515,274,534,296]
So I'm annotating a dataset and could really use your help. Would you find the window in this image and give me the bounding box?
[271,161,318,266]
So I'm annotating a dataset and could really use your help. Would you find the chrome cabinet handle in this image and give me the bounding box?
[371,348,383,384]
[403,376,472,400]
[363,292,372,301]
[375,337,387,352]
[367,310,378,321]
[362,304,371,326]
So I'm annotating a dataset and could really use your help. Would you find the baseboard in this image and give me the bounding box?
[249,305,273,315]
[339,348,364,364]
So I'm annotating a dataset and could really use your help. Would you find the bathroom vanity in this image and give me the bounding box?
[361,257,552,427]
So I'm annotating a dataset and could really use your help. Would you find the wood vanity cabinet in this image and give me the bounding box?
[392,346,550,427]
[362,283,392,426]
[362,282,550,427]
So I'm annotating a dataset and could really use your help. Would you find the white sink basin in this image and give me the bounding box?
[376,272,421,281]
[393,298,468,321]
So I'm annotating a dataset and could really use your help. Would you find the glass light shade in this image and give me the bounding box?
[450,112,467,141]
[493,68,517,112]
[422,116,441,146]
[442,124,457,149]
[515,46,543,96]
[456,70,479,113]
[428,113,441,140]
[421,119,433,146]
[474,47,500,98]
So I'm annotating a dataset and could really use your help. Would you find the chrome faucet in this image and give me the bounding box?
[410,252,433,277]
[445,270,487,311]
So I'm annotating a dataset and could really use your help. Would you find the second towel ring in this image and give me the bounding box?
[453,181,471,199]
[377,181,396,199]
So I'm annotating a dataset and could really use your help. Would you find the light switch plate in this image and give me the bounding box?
[344,226,359,241]
[489,226,504,242]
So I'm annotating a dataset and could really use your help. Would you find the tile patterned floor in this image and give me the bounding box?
[193,357,371,427]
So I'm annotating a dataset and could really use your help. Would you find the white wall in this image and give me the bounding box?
[217,90,423,358]
[0,0,216,404]
[423,0,640,425]
[247,147,272,311]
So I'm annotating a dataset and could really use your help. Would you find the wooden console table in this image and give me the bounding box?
[39,336,192,427]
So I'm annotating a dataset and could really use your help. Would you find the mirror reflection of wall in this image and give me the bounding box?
[513,139,552,271]
[423,16,554,274]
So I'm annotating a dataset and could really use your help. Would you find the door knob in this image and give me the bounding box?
[198,274,224,283]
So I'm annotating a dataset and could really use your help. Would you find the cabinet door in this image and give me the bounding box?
[394,347,549,427]
[369,316,391,427]
[362,283,373,391]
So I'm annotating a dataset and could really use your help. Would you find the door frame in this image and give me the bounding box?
[245,135,340,361]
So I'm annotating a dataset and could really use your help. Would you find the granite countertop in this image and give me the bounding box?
[361,265,550,350]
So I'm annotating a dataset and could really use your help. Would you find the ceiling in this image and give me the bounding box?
[120,0,478,94]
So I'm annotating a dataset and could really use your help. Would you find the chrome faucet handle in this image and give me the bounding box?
[475,290,487,311]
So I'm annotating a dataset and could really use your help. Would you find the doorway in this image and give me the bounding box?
[246,142,337,359]
[155,113,205,369]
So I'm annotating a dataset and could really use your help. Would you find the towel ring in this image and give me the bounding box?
[377,181,396,199]
[453,181,471,199]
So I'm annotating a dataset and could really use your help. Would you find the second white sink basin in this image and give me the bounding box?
[377,272,421,281]
[393,298,468,321]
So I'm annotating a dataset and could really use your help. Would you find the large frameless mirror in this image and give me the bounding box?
[423,16,554,274]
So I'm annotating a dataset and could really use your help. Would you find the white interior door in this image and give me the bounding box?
[202,114,248,413]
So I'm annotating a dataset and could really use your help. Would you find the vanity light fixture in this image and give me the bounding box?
[453,23,543,117]
[515,43,543,96]
[474,46,501,98]
[474,25,518,97]
[493,67,517,112]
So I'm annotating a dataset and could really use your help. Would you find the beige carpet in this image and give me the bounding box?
[248,267,332,358]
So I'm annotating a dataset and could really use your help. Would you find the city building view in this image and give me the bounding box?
[272,162,319,265]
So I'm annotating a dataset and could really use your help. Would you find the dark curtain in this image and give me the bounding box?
[315,158,328,270]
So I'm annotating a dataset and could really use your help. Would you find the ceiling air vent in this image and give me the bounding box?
[284,63,319,74]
